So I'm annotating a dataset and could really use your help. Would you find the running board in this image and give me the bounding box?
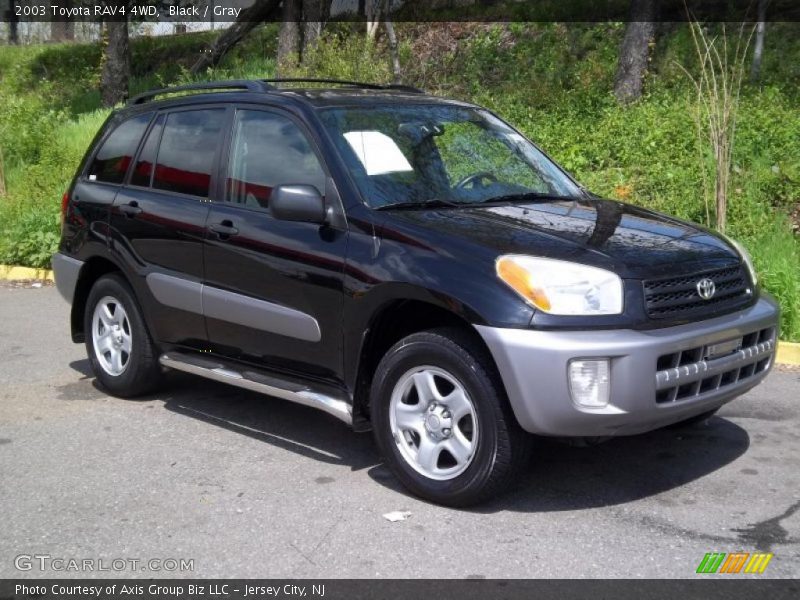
[159,352,352,426]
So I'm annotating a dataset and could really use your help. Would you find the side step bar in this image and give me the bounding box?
[159,352,352,426]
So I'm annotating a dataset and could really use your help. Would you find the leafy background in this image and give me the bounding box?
[0,22,797,339]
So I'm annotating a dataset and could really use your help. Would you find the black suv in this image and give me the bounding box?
[53,79,779,506]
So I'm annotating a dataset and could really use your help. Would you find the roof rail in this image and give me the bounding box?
[261,78,425,93]
[261,77,382,89]
[128,78,426,106]
[128,80,272,105]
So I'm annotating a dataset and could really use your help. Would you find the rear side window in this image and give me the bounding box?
[153,109,225,197]
[87,113,152,184]
[130,114,164,188]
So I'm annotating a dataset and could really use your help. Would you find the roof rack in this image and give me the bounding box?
[128,78,426,106]
[128,80,271,105]
[261,78,425,93]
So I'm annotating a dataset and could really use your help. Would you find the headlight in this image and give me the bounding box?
[496,255,623,315]
[725,235,758,287]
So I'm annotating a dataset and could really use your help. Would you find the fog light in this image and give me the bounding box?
[568,359,610,408]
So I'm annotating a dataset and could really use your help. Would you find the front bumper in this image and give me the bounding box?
[476,295,780,437]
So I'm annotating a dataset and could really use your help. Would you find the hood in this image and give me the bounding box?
[381,197,740,279]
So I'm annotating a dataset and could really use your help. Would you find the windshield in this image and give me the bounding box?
[319,104,581,209]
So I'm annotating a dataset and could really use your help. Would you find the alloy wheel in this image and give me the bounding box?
[91,295,132,376]
[389,366,478,480]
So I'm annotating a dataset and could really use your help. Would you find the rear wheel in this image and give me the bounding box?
[371,328,531,506]
[84,274,161,397]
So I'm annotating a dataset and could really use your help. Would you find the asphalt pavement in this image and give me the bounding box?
[1,283,798,578]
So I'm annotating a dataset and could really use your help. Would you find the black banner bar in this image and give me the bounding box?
[2,0,800,24]
[2,579,800,600]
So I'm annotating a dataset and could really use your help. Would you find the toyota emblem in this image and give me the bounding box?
[696,278,716,300]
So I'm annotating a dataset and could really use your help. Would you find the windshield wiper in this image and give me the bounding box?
[375,198,462,211]
[471,192,572,205]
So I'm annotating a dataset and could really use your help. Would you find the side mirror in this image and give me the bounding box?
[270,184,327,224]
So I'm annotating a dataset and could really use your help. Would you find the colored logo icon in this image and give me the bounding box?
[696,552,773,574]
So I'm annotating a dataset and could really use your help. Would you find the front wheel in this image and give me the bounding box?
[371,328,532,506]
[84,273,161,397]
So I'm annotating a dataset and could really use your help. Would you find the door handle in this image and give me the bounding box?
[209,220,239,238]
[119,201,142,218]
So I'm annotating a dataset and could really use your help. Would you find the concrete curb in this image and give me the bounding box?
[776,341,800,367]
[1,262,798,365]
[0,264,54,281]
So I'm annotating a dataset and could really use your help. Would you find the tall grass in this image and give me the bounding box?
[0,110,109,267]
[679,21,754,233]
[747,219,800,341]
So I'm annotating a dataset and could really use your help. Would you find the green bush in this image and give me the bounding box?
[0,92,65,168]
[285,31,394,83]
[743,218,800,342]
[0,207,60,268]
[0,109,109,267]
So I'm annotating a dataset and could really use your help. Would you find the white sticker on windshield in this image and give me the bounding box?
[344,131,413,176]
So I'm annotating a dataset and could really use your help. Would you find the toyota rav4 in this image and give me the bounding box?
[52,79,779,506]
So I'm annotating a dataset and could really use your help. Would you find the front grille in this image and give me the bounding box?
[655,326,775,404]
[643,265,752,320]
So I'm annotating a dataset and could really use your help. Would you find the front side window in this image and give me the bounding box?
[227,110,326,209]
[87,113,152,184]
[153,109,225,197]
[319,105,580,208]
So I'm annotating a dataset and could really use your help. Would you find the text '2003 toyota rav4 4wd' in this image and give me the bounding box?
[53,79,779,506]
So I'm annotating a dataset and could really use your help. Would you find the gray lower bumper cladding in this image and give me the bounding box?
[476,295,780,437]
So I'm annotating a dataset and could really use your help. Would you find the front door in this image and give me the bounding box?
[203,107,348,383]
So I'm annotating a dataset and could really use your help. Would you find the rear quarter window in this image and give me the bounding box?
[87,113,152,184]
[130,114,165,188]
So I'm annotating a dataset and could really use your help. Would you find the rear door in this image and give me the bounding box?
[67,112,154,254]
[203,106,348,382]
[109,106,230,347]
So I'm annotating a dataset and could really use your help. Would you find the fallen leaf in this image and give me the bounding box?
[383,510,412,522]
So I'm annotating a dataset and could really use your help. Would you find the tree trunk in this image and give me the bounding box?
[357,0,368,34]
[190,0,282,75]
[303,0,329,56]
[277,0,301,75]
[0,146,6,198]
[51,21,75,43]
[613,0,657,104]
[385,19,401,84]
[749,0,767,83]
[8,0,19,44]
[100,16,130,107]
[51,0,75,42]
[366,0,380,39]
[715,171,727,234]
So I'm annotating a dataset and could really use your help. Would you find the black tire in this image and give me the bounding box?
[84,273,161,397]
[370,328,532,507]
[667,408,719,429]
